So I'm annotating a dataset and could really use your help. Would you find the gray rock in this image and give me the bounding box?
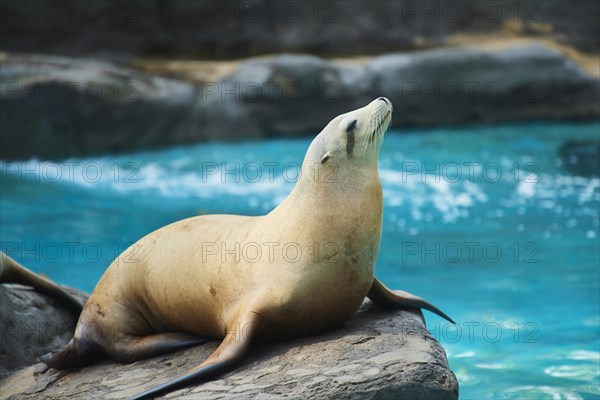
[0,299,458,400]
[197,44,599,138]
[368,43,600,125]
[0,284,89,380]
[1,43,597,160]
[0,52,199,160]
[203,54,365,138]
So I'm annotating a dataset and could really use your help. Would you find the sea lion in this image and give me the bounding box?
[0,252,84,312]
[40,98,453,400]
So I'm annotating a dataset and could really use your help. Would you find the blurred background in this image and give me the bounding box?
[1,1,599,399]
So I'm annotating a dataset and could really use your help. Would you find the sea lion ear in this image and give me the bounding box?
[320,152,331,164]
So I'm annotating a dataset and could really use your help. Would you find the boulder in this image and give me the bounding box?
[1,43,598,160]
[369,43,600,125]
[203,44,598,135]
[0,52,199,160]
[0,299,458,399]
[198,54,375,139]
[0,284,89,380]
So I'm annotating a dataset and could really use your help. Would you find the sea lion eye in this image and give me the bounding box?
[346,120,356,155]
[346,119,357,133]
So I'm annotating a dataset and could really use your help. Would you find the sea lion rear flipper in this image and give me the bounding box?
[0,251,85,312]
[129,311,263,400]
[368,277,455,324]
[39,336,101,369]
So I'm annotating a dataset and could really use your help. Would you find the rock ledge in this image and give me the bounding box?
[0,287,458,400]
[1,42,598,160]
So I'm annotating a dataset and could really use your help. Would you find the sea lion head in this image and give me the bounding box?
[303,97,393,171]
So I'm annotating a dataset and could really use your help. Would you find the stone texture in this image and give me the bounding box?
[0,298,458,400]
[0,284,89,380]
[2,43,597,160]
[0,52,199,160]
[369,43,600,125]
[202,54,367,139]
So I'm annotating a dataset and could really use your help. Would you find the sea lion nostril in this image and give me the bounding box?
[378,97,388,104]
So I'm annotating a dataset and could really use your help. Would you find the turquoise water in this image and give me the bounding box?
[1,122,599,399]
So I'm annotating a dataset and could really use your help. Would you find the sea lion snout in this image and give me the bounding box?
[369,96,393,115]
[363,97,393,144]
[305,98,393,166]
[345,98,393,145]
[364,96,392,115]
[374,97,393,113]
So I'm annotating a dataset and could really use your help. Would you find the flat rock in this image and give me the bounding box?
[0,284,89,380]
[0,297,458,399]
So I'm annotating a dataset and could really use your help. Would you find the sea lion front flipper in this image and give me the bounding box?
[130,311,263,400]
[367,277,455,324]
[0,251,85,312]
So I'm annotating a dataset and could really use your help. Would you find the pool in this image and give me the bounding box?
[1,121,599,399]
